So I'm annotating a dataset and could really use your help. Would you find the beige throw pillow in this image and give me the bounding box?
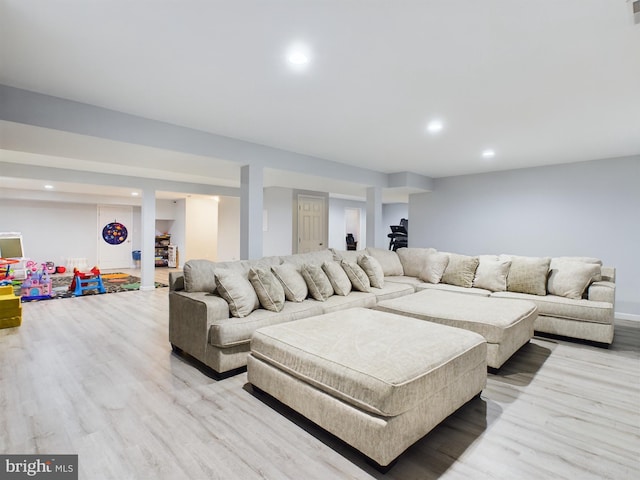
[215,269,260,318]
[473,255,511,292]
[506,255,551,296]
[547,261,602,299]
[418,252,450,284]
[441,253,479,288]
[248,267,285,312]
[358,255,385,288]
[301,264,334,301]
[271,263,308,302]
[340,260,371,292]
[322,261,352,296]
[396,247,437,278]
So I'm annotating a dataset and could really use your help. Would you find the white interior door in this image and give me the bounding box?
[97,205,133,269]
[298,195,326,253]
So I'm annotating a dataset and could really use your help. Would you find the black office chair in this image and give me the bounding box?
[387,218,408,251]
[346,233,358,251]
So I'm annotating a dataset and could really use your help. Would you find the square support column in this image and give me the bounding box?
[241,164,264,260]
[140,187,156,291]
[366,186,384,249]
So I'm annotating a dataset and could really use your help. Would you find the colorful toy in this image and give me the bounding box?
[20,261,53,300]
[69,266,106,296]
[0,258,18,286]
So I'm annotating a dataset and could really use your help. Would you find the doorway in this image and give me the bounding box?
[297,195,327,253]
[344,207,361,250]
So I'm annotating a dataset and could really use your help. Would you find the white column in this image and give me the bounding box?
[140,187,156,291]
[366,186,384,248]
[240,164,263,260]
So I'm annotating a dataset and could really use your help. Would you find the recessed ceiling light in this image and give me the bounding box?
[426,120,444,134]
[287,51,309,65]
[131,192,139,197]
[44,185,54,189]
[482,149,496,159]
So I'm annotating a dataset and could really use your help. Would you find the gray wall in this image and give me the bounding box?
[409,156,640,316]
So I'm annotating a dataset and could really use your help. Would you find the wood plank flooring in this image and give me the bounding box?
[1,280,639,479]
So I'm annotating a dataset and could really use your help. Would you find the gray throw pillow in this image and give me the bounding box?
[301,264,334,301]
[358,255,385,288]
[441,253,479,288]
[341,260,371,292]
[322,261,352,296]
[271,263,308,302]
[215,269,260,318]
[249,267,285,312]
[505,255,551,296]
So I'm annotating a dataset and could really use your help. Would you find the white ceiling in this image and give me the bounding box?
[1,0,639,201]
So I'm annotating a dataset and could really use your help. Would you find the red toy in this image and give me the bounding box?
[69,266,106,295]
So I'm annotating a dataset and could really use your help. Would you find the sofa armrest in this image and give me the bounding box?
[600,266,615,283]
[169,271,185,291]
[169,291,230,360]
[587,281,615,304]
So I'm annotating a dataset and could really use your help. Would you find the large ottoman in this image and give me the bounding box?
[247,307,487,467]
[377,290,538,369]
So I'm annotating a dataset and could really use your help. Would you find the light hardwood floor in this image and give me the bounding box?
[1,275,639,479]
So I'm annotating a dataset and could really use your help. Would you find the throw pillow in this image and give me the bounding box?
[215,269,260,318]
[332,250,363,264]
[418,252,450,284]
[366,247,404,276]
[340,260,371,292]
[505,255,551,296]
[547,261,602,299]
[396,247,437,278]
[551,257,603,283]
[441,254,479,288]
[358,255,385,288]
[473,255,512,292]
[301,264,334,301]
[271,263,308,302]
[322,261,352,296]
[248,267,285,312]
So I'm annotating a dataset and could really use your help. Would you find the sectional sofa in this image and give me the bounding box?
[168,247,616,376]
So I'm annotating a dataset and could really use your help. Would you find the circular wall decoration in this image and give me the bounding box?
[102,222,128,245]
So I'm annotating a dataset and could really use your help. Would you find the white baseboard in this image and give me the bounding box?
[139,285,156,292]
[616,312,640,322]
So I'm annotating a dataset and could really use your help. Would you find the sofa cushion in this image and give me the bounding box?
[249,267,285,312]
[490,292,613,324]
[366,247,404,276]
[396,247,437,278]
[416,283,491,297]
[301,264,334,301]
[215,269,260,318]
[183,259,219,293]
[473,255,511,292]
[341,260,372,292]
[371,282,416,302]
[322,261,352,296]
[209,300,324,347]
[547,261,601,300]
[441,254,479,288]
[332,249,364,263]
[280,250,335,269]
[271,263,308,302]
[418,251,450,284]
[504,255,551,296]
[358,255,385,288]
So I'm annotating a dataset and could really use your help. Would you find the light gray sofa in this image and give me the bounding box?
[169,247,616,376]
